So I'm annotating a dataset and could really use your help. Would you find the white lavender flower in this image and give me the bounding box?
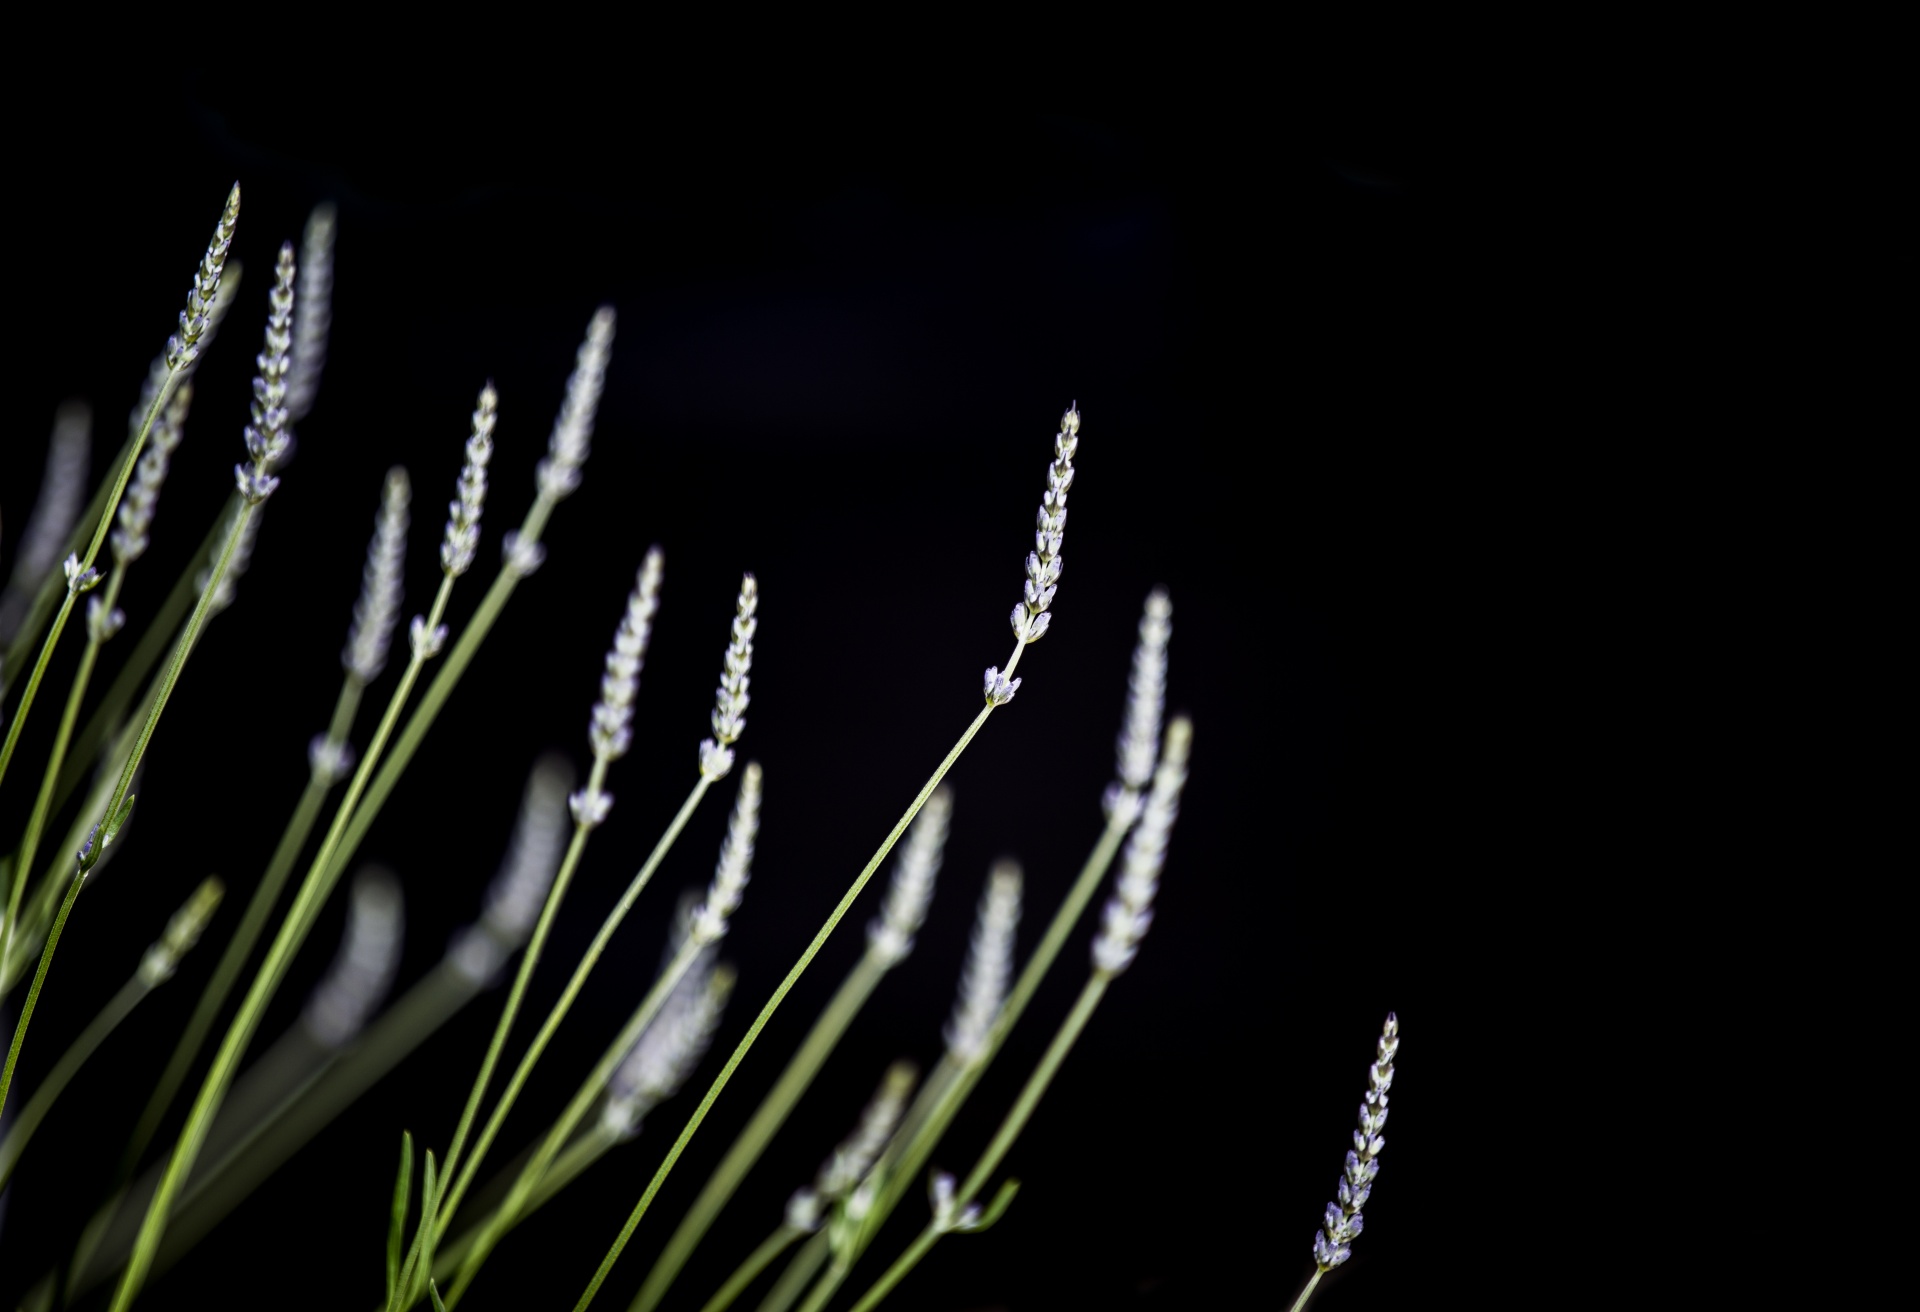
[307,734,355,784]
[1008,405,1080,647]
[1091,716,1191,976]
[1104,589,1172,820]
[439,383,497,576]
[1313,1014,1399,1271]
[535,306,616,501]
[136,877,225,989]
[982,666,1021,707]
[448,755,576,983]
[111,384,193,567]
[690,763,761,945]
[866,788,951,967]
[697,574,758,780]
[927,1171,987,1234]
[0,403,90,647]
[945,861,1022,1065]
[165,183,242,373]
[63,554,102,596]
[302,869,405,1049]
[787,1062,918,1232]
[284,202,335,425]
[602,959,736,1139]
[590,548,665,762]
[342,468,411,683]
[234,242,296,504]
[86,596,125,643]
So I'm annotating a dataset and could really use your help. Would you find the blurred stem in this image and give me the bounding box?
[632,949,889,1312]
[0,971,147,1186]
[696,1226,803,1312]
[0,866,85,1124]
[753,1231,829,1312]
[840,973,1112,1312]
[121,675,363,1176]
[570,702,998,1312]
[1,568,125,997]
[110,571,454,1312]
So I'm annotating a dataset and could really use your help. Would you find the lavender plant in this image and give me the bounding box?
[0,182,1407,1312]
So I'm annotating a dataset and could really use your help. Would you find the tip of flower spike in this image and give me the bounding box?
[1063,403,1080,436]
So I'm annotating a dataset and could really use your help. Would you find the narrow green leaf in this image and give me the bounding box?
[103,792,137,846]
[429,1278,449,1312]
[386,1130,414,1301]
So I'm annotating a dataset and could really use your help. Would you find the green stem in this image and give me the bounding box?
[696,1227,803,1312]
[434,777,713,1243]
[0,869,86,1123]
[0,568,126,998]
[0,375,173,796]
[1286,1268,1326,1312]
[445,936,707,1306]
[570,702,997,1312]
[121,676,362,1175]
[431,1126,616,1287]
[842,973,1113,1312]
[110,573,455,1312]
[632,950,889,1312]
[0,970,147,1185]
[753,1231,830,1312]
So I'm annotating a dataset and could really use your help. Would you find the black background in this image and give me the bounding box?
[0,92,1550,1309]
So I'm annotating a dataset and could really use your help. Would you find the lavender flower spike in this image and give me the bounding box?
[234,242,295,505]
[787,1062,918,1232]
[440,383,497,577]
[284,202,335,426]
[866,786,951,967]
[342,468,411,683]
[697,574,758,780]
[1092,716,1191,976]
[1312,1014,1399,1271]
[602,958,736,1139]
[166,183,241,373]
[536,306,616,501]
[449,754,575,983]
[302,869,405,1050]
[111,386,192,567]
[0,404,89,649]
[690,763,761,945]
[590,548,666,763]
[945,861,1023,1065]
[1104,588,1173,819]
[1010,404,1080,647]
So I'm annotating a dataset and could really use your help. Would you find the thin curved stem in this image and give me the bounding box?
[840,974,1112,1312]
[696,1226,803,1312]
[121,676,362,1175]
[434,777,712,1240]
[569,702,997,1312]
[0,969,147,1185]
[753,1231,830,1312]
[631,950,889,1312]
[1287,1268,1326,1312]
[110,573,455,1312]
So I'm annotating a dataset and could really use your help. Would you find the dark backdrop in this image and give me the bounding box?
[1,94,1541,1309]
